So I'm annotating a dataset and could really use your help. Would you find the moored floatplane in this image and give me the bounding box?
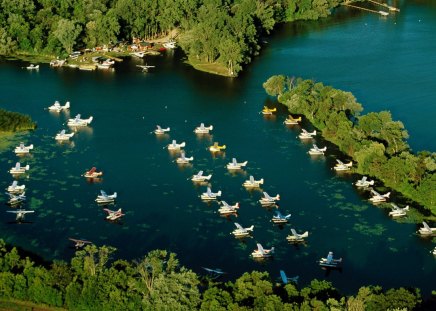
[6,192,26,206]
[154,125,170,135]
[176,152,193,164]
[232,222,254,238]
[14,143,34,155]
[251,243,274,259]
[418,222,436,237]
[243,175,264,188]
[26,64,39,70]
[69,238,92,249]
[333,159,353,171]
[48,101,70,112]
[6,181,25,194]
[9,162,30,175]
[226,158,248,170]
[259,192,280,206]
[163,40,177,49]
[130,51,145,58]
[272,211,291,224]
[83,167,103,178]
[355,176,374,188]
[194,123,213,134]
[167,140,186,151]
[218,201,239,216]
[7,209,34,222]
[284,115,301,125]
[319,251,342,268]
[209,142,226,152]
[369,189,390,203]
[261,106,276,115]
[191,170,212,182]
[299,129,316,140]
[55,129,75,141]
[201,187,222,200]
[103,208,125,221]
[67,114,93,127]
[286,229,309,243]
[308,144,326,156]
[95,190,117,204]
[279,270,299,285]
[388,203,409,218]
[202,267,226,280]
[136,64,155,72]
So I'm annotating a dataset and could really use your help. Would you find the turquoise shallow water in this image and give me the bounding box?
[0,1,435,295]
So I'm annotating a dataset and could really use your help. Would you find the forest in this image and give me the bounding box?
[0,109,36,132]
[263,75,436,215]
[0,240,433,310]
[0,0,340,75]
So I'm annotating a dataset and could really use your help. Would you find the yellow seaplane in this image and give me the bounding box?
[284,115,301,125]
[261,106,277,115]
[209,142,226,152]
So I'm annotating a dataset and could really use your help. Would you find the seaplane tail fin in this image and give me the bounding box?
[113,192,117,198]
[270,247,275,253]
[25,165,30,170]
[276,194,281,200]
[88,116,93,123]
[404,206,410,211]
[242,161,248,166]
[369,180,375,185]
[247,225,254,232]
[259,178,264,185]
[205,174,212,180]
[384,192,391,198]
[180,142,186,148]
[313,130,317,136]
[210,125,213,131]
[29,144,34,150]
[216,191,222,196]
[64,101,70,109]
[301,231,309,238]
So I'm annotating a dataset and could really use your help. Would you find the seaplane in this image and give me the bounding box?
[418,222,436,237]
[167,140,186,151]
[191,171,212,182]
[319,251,342,268]
[176,152,193,164]
[299,129,316,140]
[201,267,226,279]
[369,189,390,203]
[163,40,176,49]
[333,159,353,171]
[308,144,326,156]
[261,106,276,115]
[6,192,26,206]
[200,187,222,201]
[26,64,39,70]
[55,129,75,141]
[355,176,374,188]
[67,114,93,127]
[218,201,239,216]
[130,51,145,58]
[272,211,291,224]
[209,142,226,152]
[279,270,299,285]
[259,192,280,206]
[69,238,92,249]
[6,181,25,194]
[232,222,254,238]
[136,64,155,72]
[286,229,309,243]
[194,123,213,134]
[432,247,436,256]
[48,101,70,112]
[226,158,248,170]
[95,190,117,204]
[251,243,274,259]
[388,203,409,218]
[284,115,301,125]
[7,210,34,222]
[9,162,30,175]
[83,167,103,178]
[242,176,264,189]
[154,125,170,135]
[103,208,125,221]
[14,143,34,155]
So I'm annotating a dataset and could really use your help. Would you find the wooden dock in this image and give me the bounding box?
[343,3,389,16]
[367,0,400,12]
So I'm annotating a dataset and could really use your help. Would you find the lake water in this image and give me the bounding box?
[0,0,435,295]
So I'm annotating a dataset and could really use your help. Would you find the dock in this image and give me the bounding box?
[343,2,389,16]
[367,0,400,12]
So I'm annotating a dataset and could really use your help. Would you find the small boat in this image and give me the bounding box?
[218,201,239,216]
[7,209,34,222]
[48,101,70,112]
[154,125,170,135]
[251,243,274,259]
[334,159,353,171]
[163,40,176,49]
[284,115,301,125]
[261,106,276,115]
[369,189,390,203]
[6,181,25,194]
[226,158,248,170]
[83,167,103,178]
[209,142,226,152]
[103,208,125,221]
[14,143,34,155]
[95,190,117,204]
[194,123,213,134]
[319,251,342,268]
[176,152,193,164]
[272,211,291,224]
[259,192,280,206]
[9,162,29,175]
[308,144,326,156]
[232,222,254,238]
[67,114,93,127]
[286,229,309,243]
[26,64,39,70]
[388,203,409,218]
[167,140,186,151]
[50,59,65,67]
[242,176,264,188]
[418,222,436,237]
[191,171,212,182]
[55,130,74,141]
[299,129,316,140]
[130,52,145,58]
[355,176,374,188]
[200,187,222,200]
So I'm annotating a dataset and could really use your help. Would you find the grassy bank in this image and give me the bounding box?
[187,57,233,77]
[0,299,66,311]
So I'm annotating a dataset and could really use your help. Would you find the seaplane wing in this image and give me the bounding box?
[256,243,265,255]
[263,192,272,200]
[423,222,431,231]
[7,210,34,214]
[196,170,204,177]
[361,176,367,182]
[100,190,108,197]
[221,201,230,208]
[234,223,244,230]
[202,267,225,274]
[69,238,91,244]
[301,128,308,134]
[336,159,344,165]
[206,187,212,195]
[280,270,288,284]
[371,189,381,197]
[290,228,299,237]
[390,203,399,210]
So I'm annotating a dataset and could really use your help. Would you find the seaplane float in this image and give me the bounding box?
[103,208,125,221]
[176,152,193,164]
[194,123,213,134]
[69,238,92,249]
[95,190,117,204]
[6,181,25,194]
[83,167,103,178]
[319,251,342,268]
[167,140,186,151]
[232,222,254,238]
[14,143,34,155]
[6,192,26,206]
[369,189,390,203]
[355,176,374,188]
[55,130,75,141]
[7,210,34,222]
[226,158,248,170]
[279,270,299,285]
[9,162,30,175]
[261,106,276,115]
[272,211,291,224]
[251,243,274,259]
[299,129,316,140]
[136,64,155,72]
[48,101,70,112]
[388,203,409,218]
[200,187,222,201]
[242,176,264,189]
[259,192,280,206]
[218,201,239,216]
[67,114,93,127]
[286,229,309,243]
[333,159,353,171]
[191,171,212,182]
[154,125,170,135]
[418,222,436,237]
[209,142,226,152]
[26,64,39,70]
[308,144,326,156]
[284,115,301,125]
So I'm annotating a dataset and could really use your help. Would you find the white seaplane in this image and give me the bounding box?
[251,243,274,259]
[69,238,92,249]
[9,162,30,175]
[67,114,93,127]
[369,189,390,203]
[272,211,291,224]
[95,190,117,204]
[130,51,145,58]
[218,201,239,216]
[200,187,222,200]
[259,192,280,206]
[14,143,34,155]
[261,106,276,115]
[167,140,186,151]
[7,210,34,222]
[154,125,170,135]
[242,176,264,189]
[6,181,25,194]
[209,142,226,152]
[163,40,177,49]
[201,267,226,279]
[226,158,248,170]
[232,223,254,238]
[319,251,342,268]
[6,192,26,206]
[26,64,39,70]
[279,270,299,285]
[299,129,316,140]
[388,203,409,218]
[355,176,374,188]
[308,144,326,156]
[418,222,436,237]
[103,208,125,221]
[286,229,309,243]
[334,159,353,171]
[83,167,103,178]
[176,152,193,164]
[136,64,155,72]
[194,123,213,134]
[284,115,301,125]
[55,129,75,141]
[191,171,212,182]
[48,101,70,112]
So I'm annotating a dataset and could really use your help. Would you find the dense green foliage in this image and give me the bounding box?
[0,0,339,75]
[0,109,36,132]
[264,76,436,214]
[0,240,431,310]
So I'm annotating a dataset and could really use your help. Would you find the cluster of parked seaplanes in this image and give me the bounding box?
[354,176,374,188]
[286,229,309,244]
[369,189,390,204]
[154,125,170,135]
[6,192,26,206]
[6,181,25,194]
[232,222,254,238]
[55,129,75,141]
[218,201,239,216]
[191,171,212,183]
[167,140,186,151]
[308,144,326,156]
[67,114,93,127]
[388,203,409,218]
[103,208,125,221]
[259,192,280,206]
[83,167,103,178]
[251,243,274,259]
[14,143,34,155]
[299,129,316,140]
[242,175,264,189]
[47,100,70,113]
[271,211,291,224]
[333,159,353,171]
[95,190,117,204]
[200,187,222,201]
[418,222,436,237]
[7,209,34,222]
[261,106,276,115]
[9,162,30,176]
[319,251,342,269]
[209,142,226,153]
[176,152,193,164]
[194,123,213,134]
[283,115,301,125]
[226,158,248,170]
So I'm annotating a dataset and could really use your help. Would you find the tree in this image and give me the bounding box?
[53,18,82,53]
[263,75,287,97]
